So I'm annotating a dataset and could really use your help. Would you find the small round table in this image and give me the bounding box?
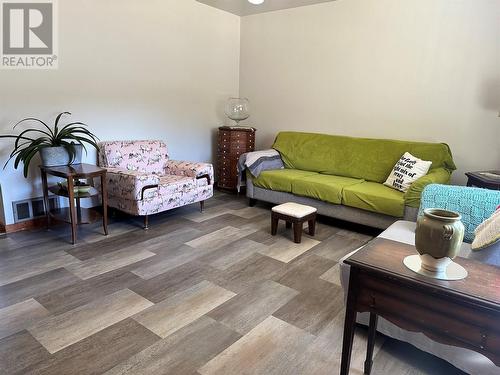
[271,202,317,243]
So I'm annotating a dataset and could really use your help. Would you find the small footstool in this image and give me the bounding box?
[271,202,317,243]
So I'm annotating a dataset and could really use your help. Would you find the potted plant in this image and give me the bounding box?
[0,112,99,177]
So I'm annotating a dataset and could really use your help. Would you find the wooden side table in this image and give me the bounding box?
[340,238,500,375]
[217,126,256,190]
[465,171,500,190]
[40,163,108,244]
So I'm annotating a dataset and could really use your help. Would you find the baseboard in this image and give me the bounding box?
[3,205,106,234]
[4,217,48,234]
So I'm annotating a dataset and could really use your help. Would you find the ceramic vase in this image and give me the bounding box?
[415,208,465,273]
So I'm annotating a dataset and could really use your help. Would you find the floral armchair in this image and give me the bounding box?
[98,140,214,228]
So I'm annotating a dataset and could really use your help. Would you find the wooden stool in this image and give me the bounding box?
[271,202,317,243]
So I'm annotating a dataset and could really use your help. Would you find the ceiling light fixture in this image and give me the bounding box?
[248,0,265,5]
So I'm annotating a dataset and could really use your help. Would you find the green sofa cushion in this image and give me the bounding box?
[342,182,406,217]
[291,174,364,204]
[404,168,452,208]
[273,132,456,183]
[252,169,318,192]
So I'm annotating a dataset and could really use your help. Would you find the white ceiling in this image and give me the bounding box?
[196,0,336,16]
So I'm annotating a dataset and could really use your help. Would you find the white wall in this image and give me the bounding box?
[0,0,240,225]
[1,0,499,225]
[240,0,500,183]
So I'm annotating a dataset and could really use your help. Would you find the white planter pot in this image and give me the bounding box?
[39,145,83,167]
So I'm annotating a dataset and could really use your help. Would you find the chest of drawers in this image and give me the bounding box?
[217,126,256,190]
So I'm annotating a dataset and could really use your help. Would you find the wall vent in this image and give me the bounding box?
[12,196,59,223]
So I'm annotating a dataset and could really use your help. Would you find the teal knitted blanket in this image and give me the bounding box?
[419,184,500,243]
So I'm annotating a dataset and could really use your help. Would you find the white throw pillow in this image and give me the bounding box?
[472,208,500,250]
[384,152,432,192]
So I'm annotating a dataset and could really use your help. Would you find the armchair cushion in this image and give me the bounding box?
[159,175,197,195]
[106,168,160,201]
[141,175,197,198]
[165,160,214,185]
[99,140,168,174]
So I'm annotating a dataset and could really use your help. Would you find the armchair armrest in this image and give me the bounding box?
[165,160,214,185]
[404,168,451,208]
[106,168,160,201]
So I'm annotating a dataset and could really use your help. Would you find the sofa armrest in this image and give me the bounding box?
[164,160,214,185]
[106,168,160,201]
[404,168,451,208]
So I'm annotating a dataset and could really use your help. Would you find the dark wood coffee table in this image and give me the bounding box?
[340,238,500,375]
[40,163,108,244]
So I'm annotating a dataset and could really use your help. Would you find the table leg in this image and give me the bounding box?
[41,170,51,230]
[364,312,378,375]
[67,177,77,245]
[308,217,316,236]
[293,221,303,243]
[76,197,82,223]
[271,214,278,235]
[340,268,359,375]
[101,174,108,235]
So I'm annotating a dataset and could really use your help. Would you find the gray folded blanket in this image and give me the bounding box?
[237,149,284,192]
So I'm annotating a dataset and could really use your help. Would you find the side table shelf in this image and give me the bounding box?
[48,185,100,199]
[49,207,102,225]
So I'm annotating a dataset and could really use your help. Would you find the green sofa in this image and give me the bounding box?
[246,132,456,229]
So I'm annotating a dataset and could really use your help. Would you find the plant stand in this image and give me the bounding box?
[40,163,108,244]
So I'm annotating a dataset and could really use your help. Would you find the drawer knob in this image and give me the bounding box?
[370,295,376,308]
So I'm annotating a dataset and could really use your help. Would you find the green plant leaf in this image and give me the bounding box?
[62,136,89,155]
[57,121,89,135]
[54,125,99,152]
[14,128,51,150]
[4,143,31,168]
[0,135,36,141]
[58,140,78,163]
[13,118,54,138]
[58,132,98,149]
[22,147,41,178]
[2,113,98,176]
[14,146,32,169]
[67,135,98,150]
[12,138,46,169]
[55,126,85,139]
[53,111,71,138]
[9,138,49,159]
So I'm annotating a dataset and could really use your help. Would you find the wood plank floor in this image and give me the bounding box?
[0,191,466,374]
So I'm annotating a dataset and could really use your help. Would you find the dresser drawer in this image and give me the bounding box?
[218,137,231,145]
[357,273,500,353]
